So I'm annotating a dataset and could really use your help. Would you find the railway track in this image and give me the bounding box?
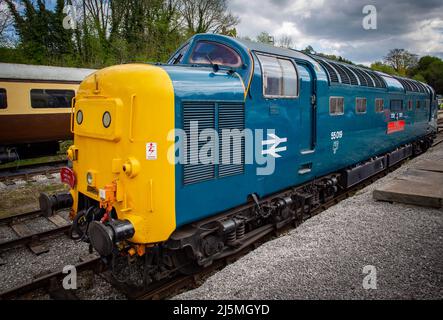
[0,137,441,300]
[0,160,68,183]
[0,210,71,254]
[0,257,103,300]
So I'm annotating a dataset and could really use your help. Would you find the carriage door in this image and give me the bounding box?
[297,62,317,152]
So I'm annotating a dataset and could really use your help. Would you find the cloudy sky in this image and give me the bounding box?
[228,0,443,65]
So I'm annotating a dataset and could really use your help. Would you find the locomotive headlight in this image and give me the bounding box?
[76,110,83,125]
[102,112,111,128]
[86,172,94,186]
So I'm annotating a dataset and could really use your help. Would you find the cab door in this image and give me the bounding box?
[296,62,317,152]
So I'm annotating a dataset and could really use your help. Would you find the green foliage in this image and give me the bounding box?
[370,61,400,75]
[256,32,273,44]
[1,0,240,68]
[384,48,418,76]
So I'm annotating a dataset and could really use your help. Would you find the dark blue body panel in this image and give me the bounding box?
[163,34,436,228]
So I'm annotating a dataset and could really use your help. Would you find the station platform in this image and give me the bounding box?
[176,138,443,300]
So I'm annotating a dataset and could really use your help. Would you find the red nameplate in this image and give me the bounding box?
[387,120,405,134]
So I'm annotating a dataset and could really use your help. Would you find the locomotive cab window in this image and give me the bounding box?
[0,88,6,109]
[375,98,384,113]
[189,41,242,68]
[169,43,189,65]
[390,99,403,112]
[31,89,75,109]
[356,98,367,114]
[330,97,344,115]
[408,100,413,111]
[257,54,299,98]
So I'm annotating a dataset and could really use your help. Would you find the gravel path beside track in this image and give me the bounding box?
[176,143,443,300]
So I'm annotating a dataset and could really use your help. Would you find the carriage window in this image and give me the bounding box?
[375,99,384,113]
[416,100,421,109]
[0,89,6,109]
[31,89,75,109]
[189,41,242,68]
[169,43,189,65]
[330,97,344,115]
[390,99,403,112]
[356,98,367,114]
[257,54,299,98]
[408,100,413,111]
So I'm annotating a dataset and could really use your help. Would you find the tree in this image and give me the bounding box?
[180,0,239,36]
[256,31,273,45]
[370,61,399,75]
[0,0,12,45]
[5,0,76,64]
[278,35,293,49]
[384,49,418,76]
[406,55,443,93]
[301,45,315,55]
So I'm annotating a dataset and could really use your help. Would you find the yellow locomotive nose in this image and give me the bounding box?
[69,64,177,248]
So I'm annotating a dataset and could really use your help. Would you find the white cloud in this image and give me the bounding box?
[229,0,443,64]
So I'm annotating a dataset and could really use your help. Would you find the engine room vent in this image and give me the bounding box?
[182,102,245,185]
[218,103,245,178]
[183,102,216,185]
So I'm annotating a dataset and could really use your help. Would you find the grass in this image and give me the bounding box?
[0,182,69,219]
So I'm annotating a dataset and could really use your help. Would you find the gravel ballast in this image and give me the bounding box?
[176,142,443,300]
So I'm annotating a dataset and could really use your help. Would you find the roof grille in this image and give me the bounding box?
[330,62,351,85]
[316,59,339,83]
[341,65,359,86]
[393,76,427,93]
[367,71,387,88]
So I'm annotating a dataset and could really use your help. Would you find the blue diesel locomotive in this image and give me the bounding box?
[43,34,438,286]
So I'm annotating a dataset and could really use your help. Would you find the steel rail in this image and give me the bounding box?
[0,224,71,252]
[0,258,103,300]
[0,160,67,182]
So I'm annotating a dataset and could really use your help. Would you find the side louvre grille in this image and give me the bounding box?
[182,102,245,185]
[219,103,245,178]
[183,102,216,185]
